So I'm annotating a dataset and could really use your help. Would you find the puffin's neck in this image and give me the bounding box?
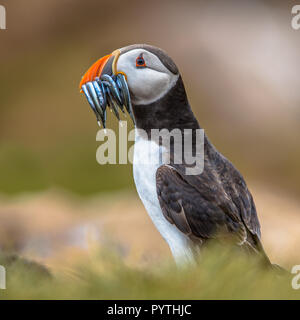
[132,76,200,135]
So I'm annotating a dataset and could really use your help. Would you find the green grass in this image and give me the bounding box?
[0,244,298,300]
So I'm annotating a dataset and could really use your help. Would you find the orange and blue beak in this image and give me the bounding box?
[79,54,113,90]
[79,50,133,128]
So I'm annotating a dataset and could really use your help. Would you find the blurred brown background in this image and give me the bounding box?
[0,0,299,267]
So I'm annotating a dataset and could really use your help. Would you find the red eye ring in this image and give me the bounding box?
[136,54,146,68]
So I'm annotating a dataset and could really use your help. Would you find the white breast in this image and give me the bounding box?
[133,129,195,265]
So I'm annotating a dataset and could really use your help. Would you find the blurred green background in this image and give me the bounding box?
[0,0,299,196]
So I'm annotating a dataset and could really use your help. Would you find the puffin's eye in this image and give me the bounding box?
[136,54,146,68]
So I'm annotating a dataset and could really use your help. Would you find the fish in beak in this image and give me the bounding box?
[79,50,133,128]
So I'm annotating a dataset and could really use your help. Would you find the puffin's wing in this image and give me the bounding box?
[156,165,244,240]
[228,175,261,238]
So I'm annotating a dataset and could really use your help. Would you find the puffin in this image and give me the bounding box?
[79,44,273,267]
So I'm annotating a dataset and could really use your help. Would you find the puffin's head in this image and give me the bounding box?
[80,44,179,103]
[79,44,192,129]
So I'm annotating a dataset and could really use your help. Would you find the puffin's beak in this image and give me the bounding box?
[79,50,120,90]
[79,54,112,90]
[79,50,133,128]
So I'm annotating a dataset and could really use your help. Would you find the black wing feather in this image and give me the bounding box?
[156,162,261,247]
[156,165,243,240]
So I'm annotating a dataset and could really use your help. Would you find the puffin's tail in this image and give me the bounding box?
[270,263,289,275]
[253,235,288,275]
[244,235,288,275]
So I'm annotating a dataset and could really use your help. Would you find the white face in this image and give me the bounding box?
[116,49,179,105]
